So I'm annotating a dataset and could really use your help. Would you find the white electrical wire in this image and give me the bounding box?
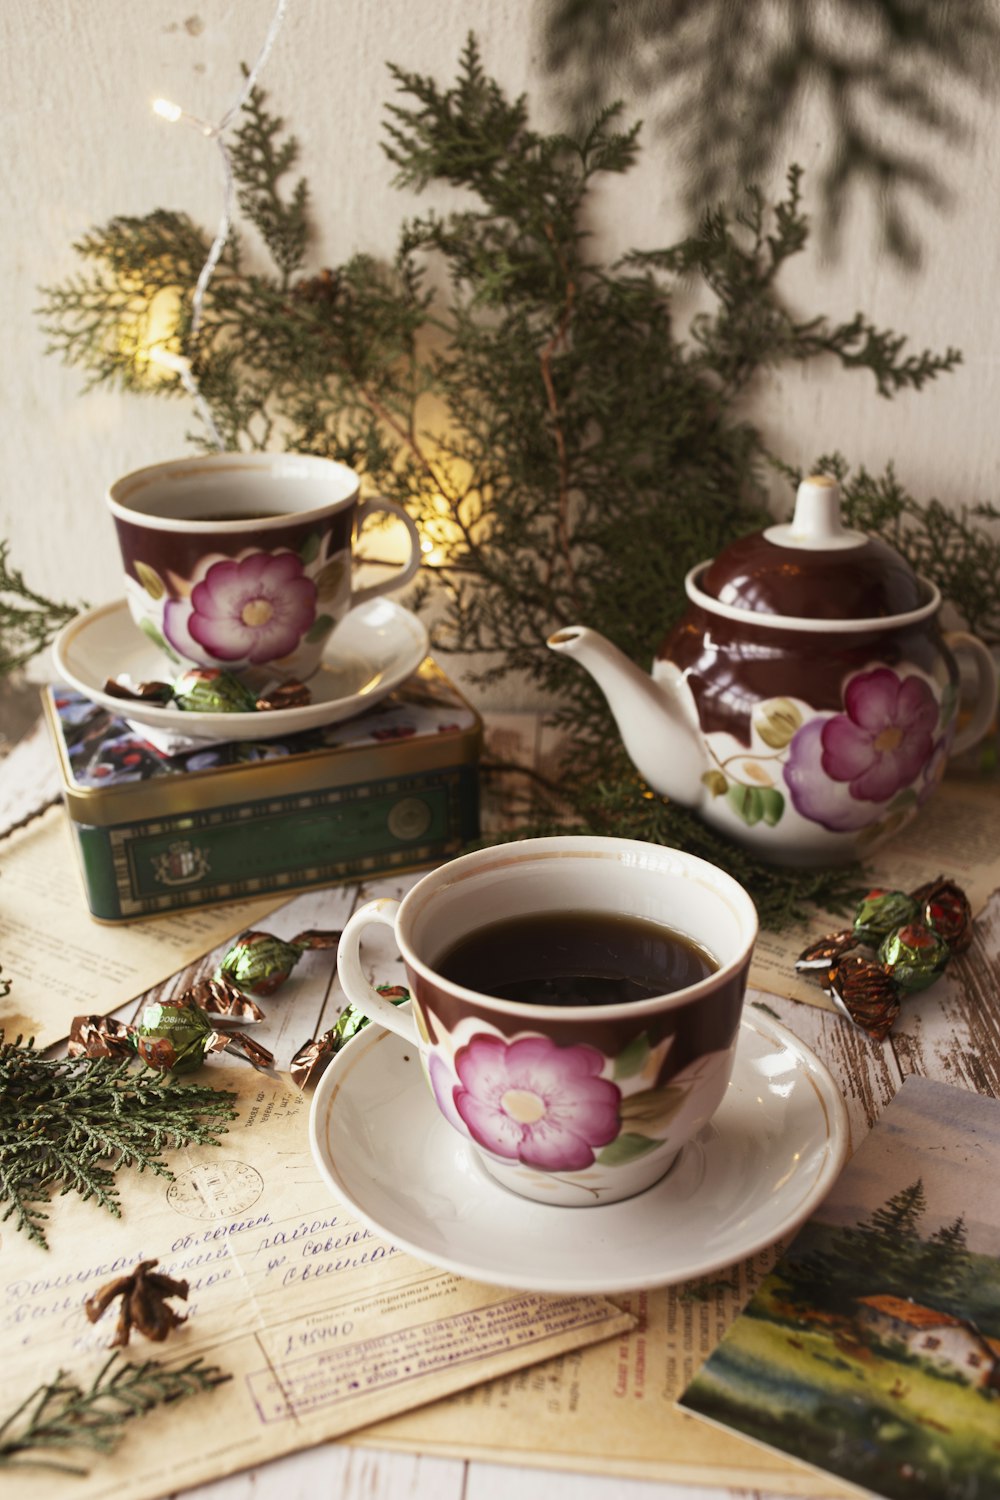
[151,0,289,448]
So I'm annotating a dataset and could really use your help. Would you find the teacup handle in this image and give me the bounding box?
[336,898,420,1047]
[352,498,422,608]
[945,632,998,756]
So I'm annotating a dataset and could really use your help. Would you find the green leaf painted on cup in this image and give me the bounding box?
[305,613,334,643]
[727,783,764,826]
[138,617,181,663]
[613,1032,649,1080]
[759,787,785,826]
[299,532,321,564]
[938,679,959,728]
[700,770,728,798]
[619,1084,686,1134]
[887,787,919,813]
[596,1132,661,1167]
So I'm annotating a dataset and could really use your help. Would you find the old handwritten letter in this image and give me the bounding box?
[358,1250,853,1496]
[0,1061,633,1500]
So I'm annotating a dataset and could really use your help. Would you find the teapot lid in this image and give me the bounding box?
[697,475,927,621]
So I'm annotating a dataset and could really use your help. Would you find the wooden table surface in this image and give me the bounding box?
[2,704,998,1500]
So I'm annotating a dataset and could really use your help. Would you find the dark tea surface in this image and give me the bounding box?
[435,910,717,1007]
[192,510,284,523]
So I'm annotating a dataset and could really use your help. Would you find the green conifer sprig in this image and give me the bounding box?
[0,1353,230,1475]
[0,542,78,675]
[0,1034,237,1250]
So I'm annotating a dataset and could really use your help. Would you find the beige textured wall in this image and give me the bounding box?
[2,1,998,703]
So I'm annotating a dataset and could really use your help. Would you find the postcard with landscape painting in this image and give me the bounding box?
[679,1075,1000,1500]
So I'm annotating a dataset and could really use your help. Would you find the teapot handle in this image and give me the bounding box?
[945,632,998,757]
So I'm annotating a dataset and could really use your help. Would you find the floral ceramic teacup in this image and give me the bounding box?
[107,453,421,681]
[336,836,758,1207]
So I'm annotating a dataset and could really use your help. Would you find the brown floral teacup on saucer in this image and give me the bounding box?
[107,453,421,681]
[336,835,758,1207]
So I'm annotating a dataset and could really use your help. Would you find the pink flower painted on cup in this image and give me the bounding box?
[783,668,942,833]
[165,552,317,665]
[819,667,939,802]
[444,1034,621,1172]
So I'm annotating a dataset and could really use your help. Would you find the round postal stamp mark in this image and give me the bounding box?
[166,1161,264,1220]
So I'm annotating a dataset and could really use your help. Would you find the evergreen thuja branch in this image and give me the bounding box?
[626,167,962,399]
[0,1353,230,1475]
[229,81,309,282]
[0,542,79,676]
[36,211,212,393]
[0,1035,238,1250]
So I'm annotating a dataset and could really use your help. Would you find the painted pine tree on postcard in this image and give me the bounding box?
[679,1077,1000,1500]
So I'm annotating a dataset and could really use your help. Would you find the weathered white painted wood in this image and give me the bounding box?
[170,1443,466,1500]
[465,1467,829,1500]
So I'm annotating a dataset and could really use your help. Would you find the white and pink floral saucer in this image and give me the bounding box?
[52,597,429,745]
[309,1009,849,1295]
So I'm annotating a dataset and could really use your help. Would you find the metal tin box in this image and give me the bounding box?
[44,660,481,922]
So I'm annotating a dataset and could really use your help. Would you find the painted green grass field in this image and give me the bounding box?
[681,1300,1000,1500]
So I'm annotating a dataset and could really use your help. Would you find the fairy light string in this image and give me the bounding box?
[150,0,289,449]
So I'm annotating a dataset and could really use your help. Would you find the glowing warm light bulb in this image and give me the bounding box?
[152,97,183,123]
[147,348,191,376]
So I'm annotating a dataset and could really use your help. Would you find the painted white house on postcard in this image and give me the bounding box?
[856,1294,1000,1391]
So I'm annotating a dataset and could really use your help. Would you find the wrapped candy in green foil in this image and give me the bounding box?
[216,928,341,997]
[878,921,951,992]
[133,999,216,1074]
[852,887,919,945]
[218,932,302,995]
[173,668,259,714]
[133,998,274,1073]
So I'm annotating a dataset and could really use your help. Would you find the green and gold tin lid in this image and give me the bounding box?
[45,659,482,827]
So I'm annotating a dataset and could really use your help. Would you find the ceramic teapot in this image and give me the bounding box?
[548,475,998,865]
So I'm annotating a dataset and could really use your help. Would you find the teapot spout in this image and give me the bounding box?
[547,626,708,805]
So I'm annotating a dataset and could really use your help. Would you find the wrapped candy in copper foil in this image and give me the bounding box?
[176,974,265,1022]
[68,1014,135,1060]
[133,998,274,1073]
[851,887,919,945]
[205,1030,275,1070]
[216,928,342,997]
[289,985,410,1088]
[102,678,175,706]
[288,1034,336,1090]
[173,668,259,714]
[910,875,974,954]
[255,680,312,711]
[878,921,951,992]
[794,929,858,975]
[825,955,902,1043]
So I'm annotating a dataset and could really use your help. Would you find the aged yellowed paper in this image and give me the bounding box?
[0,806,284,1045]
[748,776,1000,1008]
[359,1254,854,1496]
[0,1061,633,1499]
